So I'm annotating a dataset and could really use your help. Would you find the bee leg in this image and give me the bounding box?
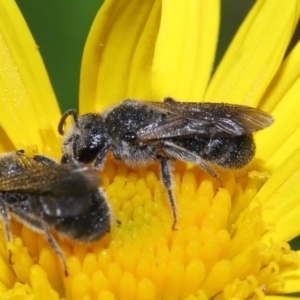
[8,207,69,277]
[93,143,111,169]
[60,154,74,164]
[198,163,222,186]
[33,155,56,165]
[164,141,222,185]
[0,197,13,263]
[159,157,178,230]
[43,226,70,277]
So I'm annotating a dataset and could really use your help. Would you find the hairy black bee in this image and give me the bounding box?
[58,97,274,229]
[0,150,111,276]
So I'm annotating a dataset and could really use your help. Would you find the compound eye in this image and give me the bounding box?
[123,131,137,141]
[77,147,100,163]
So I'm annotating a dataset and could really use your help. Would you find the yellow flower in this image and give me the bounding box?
[1,0,300,299]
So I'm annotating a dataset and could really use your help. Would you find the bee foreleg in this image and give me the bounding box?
[60,154,74,164]
[93,143,111,169]
[159,157,177,230]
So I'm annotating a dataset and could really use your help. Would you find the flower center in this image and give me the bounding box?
[3,159,299,299]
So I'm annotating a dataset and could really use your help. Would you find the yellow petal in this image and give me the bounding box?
[277,253,300,293]
[251,146,300,242]
[151,0,219,101]
[260,41,300,112]
[0,1,61,156]
[253,39,300,169]
[80,0,161,113]
[204,0,300,107]
[30,265,60,300]
[267,298,300,300]
[80,0,219,114]
[255,76,300,170]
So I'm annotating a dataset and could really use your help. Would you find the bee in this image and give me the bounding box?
[0,150,111,276]
[58,97,274,229]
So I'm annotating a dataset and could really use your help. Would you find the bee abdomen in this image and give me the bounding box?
[179,134,255,169]
[204,135,255,169]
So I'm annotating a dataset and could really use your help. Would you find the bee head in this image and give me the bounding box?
[60,112,107,164]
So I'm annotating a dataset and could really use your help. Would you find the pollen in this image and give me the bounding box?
[0,160,299,300]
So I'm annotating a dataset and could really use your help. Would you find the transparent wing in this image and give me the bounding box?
[137,98,274,140]
[0,154,99,217]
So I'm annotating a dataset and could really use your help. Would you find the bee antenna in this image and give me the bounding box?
[58,109,79,135]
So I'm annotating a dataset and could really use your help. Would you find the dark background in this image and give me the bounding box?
[15,0,254,112]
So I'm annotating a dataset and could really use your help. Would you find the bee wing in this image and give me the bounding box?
[0,166,52,191]
[138,98,274,140]
[0,163,99,217]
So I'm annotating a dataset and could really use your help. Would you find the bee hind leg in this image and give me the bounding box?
[163,141,222,185]
[43,226,70,277]
[9,207,69,277]
[195,160,222,186]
